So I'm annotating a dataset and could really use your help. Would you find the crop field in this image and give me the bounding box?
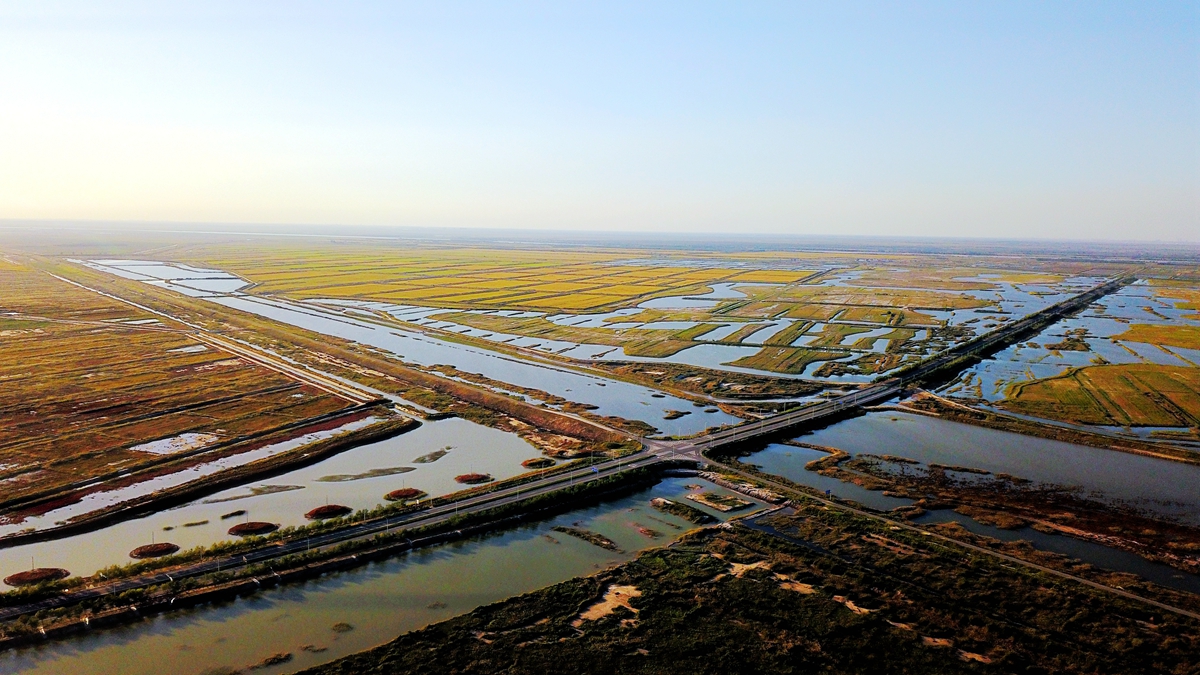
[171,244,818,312]
[1114,324,1200,351]
[426,311,706,358]
[1001,364,1200,427]
[943,275,1200,433]
[732,284,988,311]
[98,239,1138,379]
[847,266,1064,291]
[0,261,351,503]
[728,347,847,374]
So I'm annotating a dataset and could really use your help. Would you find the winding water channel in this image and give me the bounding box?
[81,260,743,436]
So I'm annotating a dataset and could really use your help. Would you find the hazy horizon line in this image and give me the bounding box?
[3,219,1199,247]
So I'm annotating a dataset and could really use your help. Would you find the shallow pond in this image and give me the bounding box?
[744,413,1200,593]
[0,418,541,579]
[84,261,1117,392]
[1,477,763,675]
[746,443,912,512]
[213,294,742,436]
[0,417,382,541]
[82,260,743,435]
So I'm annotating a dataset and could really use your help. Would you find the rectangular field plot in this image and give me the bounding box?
[1114,324,1200,351]
[152,240,1143,379]
[1001,364,1200,427]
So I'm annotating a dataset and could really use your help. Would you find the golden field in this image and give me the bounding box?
[1002,364,1200,427]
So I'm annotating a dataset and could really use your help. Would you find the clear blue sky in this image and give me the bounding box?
[1,2,1196,240]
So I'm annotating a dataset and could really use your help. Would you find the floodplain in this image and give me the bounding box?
[2,233,1200,675]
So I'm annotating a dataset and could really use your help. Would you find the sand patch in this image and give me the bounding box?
[777,577,816,594]
[922,636,953,648]
[129,432,220,456]
[728,560,771,577]
[572,585,642,626]
[832,595,875,614]
[709,553,771,580]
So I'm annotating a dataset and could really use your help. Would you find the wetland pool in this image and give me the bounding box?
[0,418,542,579]
[783,410,1200,525]
[944,282,1200,402]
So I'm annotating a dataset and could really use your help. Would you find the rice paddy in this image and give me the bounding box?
[955,277,1200,432]
[1113,324,1200,351]
[176,245,818,312]
[124,241,1139,379]
[1002,364,1200,427]
[22,237,1144,383]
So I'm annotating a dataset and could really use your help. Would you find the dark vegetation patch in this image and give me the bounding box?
[305,505,353,520]
[3,568,69,587]
[551,526,622,552]
[227,522,279,537]
[298,518,1200,675]
[649,497,715,524]
[383,488,426,502]
[129,542,180,559]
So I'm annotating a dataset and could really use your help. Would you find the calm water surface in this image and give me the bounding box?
[787,411,1200,524]
[1,478,761,675]
[0,418,540,578]
[745,411,1200,592]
